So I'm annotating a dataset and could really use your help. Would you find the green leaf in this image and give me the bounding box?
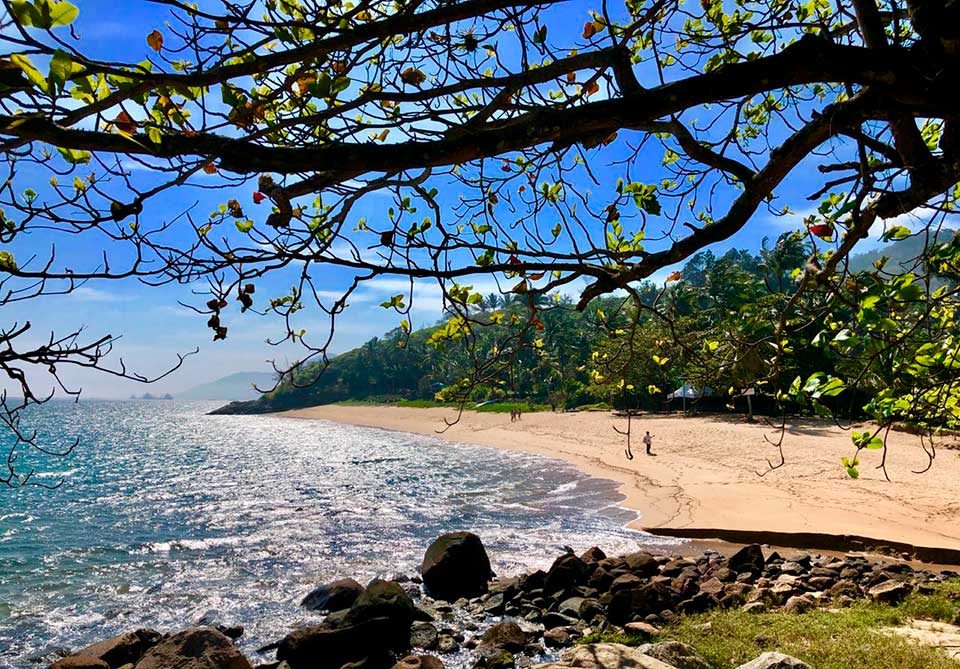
[48,49,77,95]
[883,225,911,241]
[56,146,91,164]
[11,0,79,28]
[235,219,254,233]
[9,53,48,93]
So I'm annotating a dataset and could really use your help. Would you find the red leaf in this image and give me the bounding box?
[809,223,833,239]
[112,111,137,134]
[253,191,266,204]
[666,271,682,282]
[203,163,218,174]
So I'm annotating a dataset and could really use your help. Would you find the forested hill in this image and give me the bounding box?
[212,230,958,417]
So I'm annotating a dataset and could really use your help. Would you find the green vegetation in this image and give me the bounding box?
[227,229,960,469]
[582,582,960,669]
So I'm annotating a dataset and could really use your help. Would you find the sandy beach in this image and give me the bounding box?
[278,405,960,555]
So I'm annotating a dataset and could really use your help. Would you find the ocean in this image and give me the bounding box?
[0,401,676,667]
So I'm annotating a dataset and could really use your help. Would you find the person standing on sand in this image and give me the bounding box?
[643,431,655,456]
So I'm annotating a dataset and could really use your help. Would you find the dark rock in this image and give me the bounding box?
[580,547,607,564]
[436,635,459,654]
[277,618,405,669]
[479,622,528,653]
[421,532,493,601]
[609,574,643,593]
[346,579,417,630]
[677,591,719,614]
[392,655,444,669]
[134,627,252,669]
[728,545,765,575]
[541,612,578,630]
[59,629,163,669]
[544,554,591,594]
[607,582,675,625]
[623,552,659,577]
[410,622,439,651]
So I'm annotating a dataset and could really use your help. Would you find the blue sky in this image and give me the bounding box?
[1,0,916,399]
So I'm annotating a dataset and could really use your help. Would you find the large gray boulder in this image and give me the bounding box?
[421,532,493,601]
[133,627,251,669]
[532,643,678,669]
[301,578,365,611]
[735,652,811,669]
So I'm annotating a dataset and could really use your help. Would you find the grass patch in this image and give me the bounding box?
[584,581,960,669]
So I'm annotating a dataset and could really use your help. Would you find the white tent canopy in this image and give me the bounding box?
[667,384,713,399]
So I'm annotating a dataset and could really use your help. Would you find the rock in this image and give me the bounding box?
[475,650,515,669]
[541,612,578,630]
[607,583,675,626]
[636,641,712,669]
[436,635,459,654]
[59,629,163,669]
[728,545,765,575]
[134,627,251,669]
[623,552,659,578]
[480,622,528,653]
[742,602,767,614]
[558,597,585,618]
[277,618,406,669]
[581,547,607,564]
[868,580,913,605]
[734,652,811,669]
[346,579,417,631]
[610,574,644,593]
[542,627,575,648]
[392,656,444,669]
[410,622,439,650]
[421,532,493,601]
[50,659,110,669]
[300,578,365,612]
[532,643,677,669]
[623,621,659,639]
[783,594,815,614]
[544,554,591,593]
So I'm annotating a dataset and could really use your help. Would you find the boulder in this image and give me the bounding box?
[277,618,406,669]
[607,583,675,626]
[581,547,607,564]
[544,554,591,593]
[421,532,493,601]
[532,643,677,669]
[636,641,712,669]
[50,659,110,669]
[623,552,659,578]
[623,622,659,639]
[301,578,365,612]
[734,652,811,669]
[134,627,251,669]
[868,580,913,605]
[728,545,765,575]
[346,579,417,630]
[392,656,444,669]
[479,622,528,653]
[58,629,163,669]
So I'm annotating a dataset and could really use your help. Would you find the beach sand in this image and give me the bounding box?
[278,405,960,554]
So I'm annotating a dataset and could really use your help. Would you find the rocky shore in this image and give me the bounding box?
[48,532,958,669]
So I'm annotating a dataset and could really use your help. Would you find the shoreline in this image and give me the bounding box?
[276,405,960,562]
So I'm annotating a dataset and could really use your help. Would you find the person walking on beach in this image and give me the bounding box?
[642,431,655,456]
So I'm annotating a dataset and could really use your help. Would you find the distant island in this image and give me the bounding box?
[130,392,174,400]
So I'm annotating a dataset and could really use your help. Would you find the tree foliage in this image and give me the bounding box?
[2,0,960,483]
